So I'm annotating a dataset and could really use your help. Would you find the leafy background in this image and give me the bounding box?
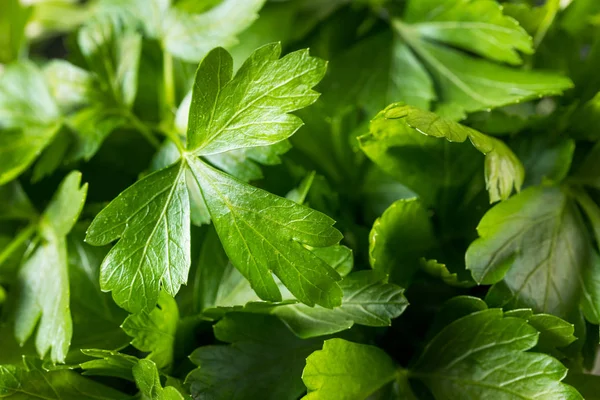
[1,0,600,399]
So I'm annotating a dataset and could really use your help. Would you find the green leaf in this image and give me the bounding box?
[162,0,265,62]
[302,339,398,400]
[381,103,525,202]
[369,197,435,286]
[67,15,142,160]
[514,136,575,187]
[188,157,343,308]
[466,186,594,321]
[0,358,131,399]
[133,359,184,400]
[504,309,577,356]
[86,161,190,313]
[78,15,142,109]
[14,171,87,363]
[272,270,408,338]
[186,44,326,155]
[403,0,533,65]
[0,0,31,64]
[122,291,179,370]
[0,61,61,184]
[187,314,322,400]
[412,309,582,399]
[102,0,265,63]
[392,1,573,119]
[174,93,292,183]
[359,103,483,206]
[79,349,137,381]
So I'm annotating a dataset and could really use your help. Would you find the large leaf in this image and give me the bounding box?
[412,309,582,399]
[391,0,573,119]
[187,314,322,400]
[466,186,595,321]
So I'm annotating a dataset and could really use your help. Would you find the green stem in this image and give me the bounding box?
[0,223,37,267]
[163,51,176,122]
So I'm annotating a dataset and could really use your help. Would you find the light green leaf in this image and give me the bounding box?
[302,339,398,400]
[78,15,142,108]
[0,358,131,399]
[369,197,435,286]
[0,61,61,184]
[403,0,533,65]
[188,157,343,308]
[86,161,190,313]
[0,0,31,64]
[273,270,407,338]
[393,3,573,120]
[382,103,524,202]
[122,291,178,370]
[186,44,326,155]
[43,60,94,112]
[163,0,265,62]
[133,359,184,400]
[187,314,322,400]
[412,309,582,399]
[79,349,138,381]
[14,171,87,363]
[466,186,594,321]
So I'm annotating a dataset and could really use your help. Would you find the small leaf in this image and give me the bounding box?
[122,291,179,370]
[302,339,398,400]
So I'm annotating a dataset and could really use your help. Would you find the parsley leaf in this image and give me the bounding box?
[187,313,322,400]
[392,0,574,119]
[0,62,61,185]
[15,171,87,363]
[467,186,597,321]
[86,161,190,313]
[87,44,341,311]
[0,358,130,399]
[122,290,179,370]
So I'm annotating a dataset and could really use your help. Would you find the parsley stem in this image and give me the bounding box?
[127,113,162,149]
[163,51,176,122]
[0,223,36,267]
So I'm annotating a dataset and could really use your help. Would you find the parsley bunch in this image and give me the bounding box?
[1,0,600,399]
